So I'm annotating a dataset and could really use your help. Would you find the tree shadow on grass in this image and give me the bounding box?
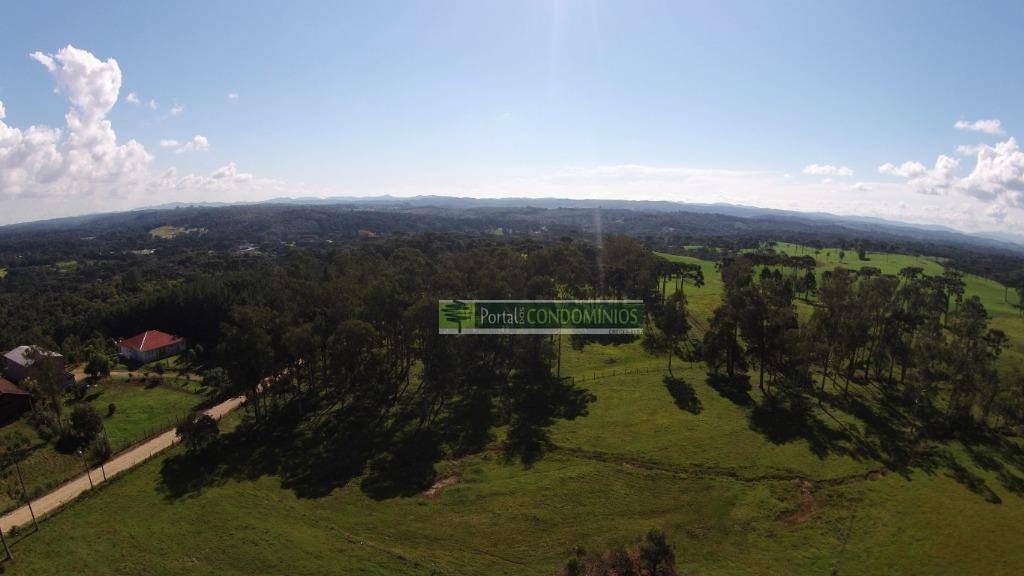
[160,409,375,502]
[747,398,858,460]
[757,387,1024,502]
[663,375,702,414]
[705,373,753,407]
[159,402,444,503]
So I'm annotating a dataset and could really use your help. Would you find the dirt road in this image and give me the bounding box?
[0,393,247,533]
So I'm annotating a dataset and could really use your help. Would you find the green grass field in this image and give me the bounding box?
[6,342,1024,575]
[4,247,1024,575]
[0,379,205,514]
[84,379,206,451]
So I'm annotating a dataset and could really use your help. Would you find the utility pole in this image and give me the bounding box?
[14,461,37,531]
[76,450,94,489]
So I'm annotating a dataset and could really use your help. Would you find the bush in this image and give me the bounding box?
[28,409,61,443]
[561,530,680,576]
[89,435,112,463]
[84,351,111,380]
[107,403,117,417]
[65,404,104,448]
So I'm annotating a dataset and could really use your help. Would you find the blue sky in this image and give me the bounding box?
[1,1,1023,231]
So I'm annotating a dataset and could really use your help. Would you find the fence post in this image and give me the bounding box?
[14,461,38,532]
[0,526,12,561]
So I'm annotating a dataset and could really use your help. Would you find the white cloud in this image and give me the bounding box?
[879,156,958,195]
[0,45,307,224]
[880,137,1024,210]
[802,164,854,177]
[0,45,151,200]
[958,137,1024,206]
[878,161,927,178]
[210,162,252,181]
[954,118,1004,135]
[955,144,984,156]
[169,103,184,116]
[147,99,158,110]
[160,135,209,153]
[28,51,55,71]
[227,92,239,100]
[125,91,139,104]
[851,182,871,192]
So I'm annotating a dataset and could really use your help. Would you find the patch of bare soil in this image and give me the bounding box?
[782,468,891,525]
[422,474,460,498]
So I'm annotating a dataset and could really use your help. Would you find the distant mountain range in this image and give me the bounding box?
[151,195,1024,251]
[4,195,1024,253]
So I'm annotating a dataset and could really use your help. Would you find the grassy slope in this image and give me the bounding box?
[5,247,1024,575]
[7,343,1024,575]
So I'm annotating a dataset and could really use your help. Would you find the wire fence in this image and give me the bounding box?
[568,365,670,384]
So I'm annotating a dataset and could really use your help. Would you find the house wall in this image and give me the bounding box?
[3,358,29,382]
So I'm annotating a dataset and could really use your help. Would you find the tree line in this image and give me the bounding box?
[700,255,1024,434]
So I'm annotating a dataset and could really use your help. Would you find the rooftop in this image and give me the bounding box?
[0,377,31,397]
[118,330,184,352]
[3,345,62,367]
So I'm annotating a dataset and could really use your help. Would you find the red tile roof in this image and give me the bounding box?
[118,330,184,352]
[0,377,30,397]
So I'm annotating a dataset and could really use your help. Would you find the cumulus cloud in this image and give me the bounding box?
[878,156,959,195]
[147,99,158,110]
[878,161,926,178]
[954,118,1003,135]
[880,136,1024,212]
[169,103,184,116]
[1,45,151,200]
[159,135,209,153]
[125,91,139,104]
[0,45,268,217]
[802,164,854,177]
[227,92,239,100]
[958,138,1024,206]
[210,161,252,181]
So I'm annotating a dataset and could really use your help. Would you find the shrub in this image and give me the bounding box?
[65,404,104,448]
[107,403,117,417]
[89,435,112,463]
[561,530,680,576]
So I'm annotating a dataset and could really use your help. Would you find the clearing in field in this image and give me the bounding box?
[148,225,205,239]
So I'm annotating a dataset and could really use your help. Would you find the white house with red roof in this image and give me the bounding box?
[117,330,187,363]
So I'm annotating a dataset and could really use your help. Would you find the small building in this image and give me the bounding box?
[117,330,187,363]
[0,377,32,423]
[3,345,68,384]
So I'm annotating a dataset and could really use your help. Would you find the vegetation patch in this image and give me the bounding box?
[148,225,205,239]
